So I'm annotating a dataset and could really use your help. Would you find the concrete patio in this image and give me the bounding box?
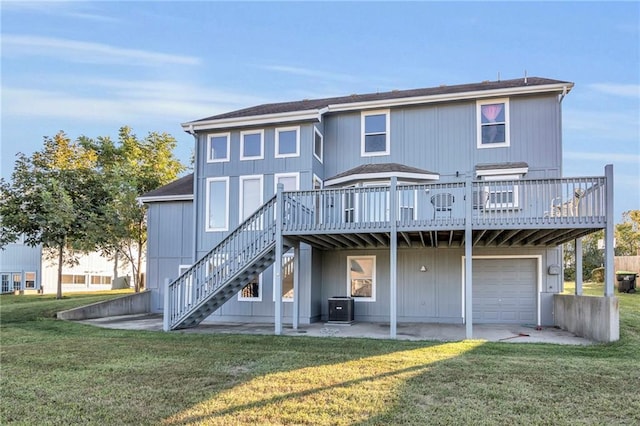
[78,313,592,345]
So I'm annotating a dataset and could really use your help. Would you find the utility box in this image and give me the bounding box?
[328,297,354,323]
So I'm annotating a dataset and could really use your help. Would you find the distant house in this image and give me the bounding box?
[0,237,135,294]
[142,77,617,341]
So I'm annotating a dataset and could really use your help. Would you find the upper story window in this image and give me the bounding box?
[206,177,229,232]
[207,133,230,162]
[275,126,300,158]
[314,127,323,162]
[361,110,390,156]
[477,98,510,148]
[240,130,264,160]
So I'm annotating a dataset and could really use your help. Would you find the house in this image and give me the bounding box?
[0,237,134,294]
[141,77,618,341]
[0,235,41,293]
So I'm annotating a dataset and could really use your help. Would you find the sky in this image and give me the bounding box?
[1,1,639,221]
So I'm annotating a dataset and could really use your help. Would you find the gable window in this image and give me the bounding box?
[275,127,299,158]
[347,256,376,301]
[477,98,510,148]
[241,130,264,160]
[314,127,323,162]
[239,274,262,301]
[361,110,390,156]
[206,177,229,232]
[207,133,230,162]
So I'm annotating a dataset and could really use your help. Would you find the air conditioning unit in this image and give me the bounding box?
[328,297,354,323]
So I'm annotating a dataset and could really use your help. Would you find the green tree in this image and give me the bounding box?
[615,210,640,256]
[0,132,112,299]
[82,127,185,292]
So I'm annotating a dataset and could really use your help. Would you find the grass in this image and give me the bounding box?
[1,286,639,425]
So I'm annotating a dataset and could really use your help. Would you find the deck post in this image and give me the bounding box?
[275,183,284,335]
[604,164,614,297]
[163,278,170,331]
[390,176,398,338]
[575,238,583,295]
[293,243,300,330]
[464,176,473,339]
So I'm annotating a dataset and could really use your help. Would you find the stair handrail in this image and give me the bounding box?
[166,194,278,328]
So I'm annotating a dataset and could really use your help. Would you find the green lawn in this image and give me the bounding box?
[1,286,639,425]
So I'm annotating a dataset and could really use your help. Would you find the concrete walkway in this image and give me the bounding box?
[79,314,592,345]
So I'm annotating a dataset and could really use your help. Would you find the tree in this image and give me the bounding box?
[615,210,640,256]
[0,132,112,299]
[81,127,185,292]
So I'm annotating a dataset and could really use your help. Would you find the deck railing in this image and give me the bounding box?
[166,195,277,328]
[282,176,606,233]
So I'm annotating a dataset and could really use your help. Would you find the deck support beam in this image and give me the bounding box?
[464,176,473,339]
[604,164,614,297]
[292,244,300,330]
[575,237,583,295]
[390,177,398,339]
[274,184,284,335]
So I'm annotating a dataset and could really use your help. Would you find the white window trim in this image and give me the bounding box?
[206,132,230,163]
[347,255,376,302]
[178,265,191,275]
[361,109,390,157]
[398,188,418,220]
[485,185,520,209]
[313,174,323,189]
[205,177,229,232]
[275,126,300,158]
[239,175,264,223]
[274,172,300,192]
[273,250,295,302]
[477,98,510,149]
[240,129,264,160]
[238,273,263,301]
[313,127,324,163]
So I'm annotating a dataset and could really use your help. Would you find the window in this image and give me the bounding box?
[207,133,230,162]
[239,274,262,301]
[486,184,519,209]
[1,274,9,293]
[62,274,87,285]
[361,110,390,156]
[240,130,264,160]
[313,175,323,224]
[477,98,510,148]
[274,173,299,193]
[314,127,323,162]
[206,177,229,232]
[274,249,295,301]
[398,188,417,221]
[90,275,110,285]
[240,175,263,222]
[347,256,376,301]
[12,273,21,291]
[178,265,191,276]
[25,272,36,288]
[275,127,299,158]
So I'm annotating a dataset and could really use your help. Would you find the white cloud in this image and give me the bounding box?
[1,81,268,124]
[589,83,640,98]
[564,109,639,141]
[1,1,121,23]
[258,64,358,83]
[2,35,200,66]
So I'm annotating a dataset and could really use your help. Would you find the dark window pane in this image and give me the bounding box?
[481,124,505,144]
[241,278,259,298]
[210,136,228,159]
[365,114,386,133]
[314,132,322,157]
[365,134,387,152]
[278,130,297,155]
[243,133,261,157]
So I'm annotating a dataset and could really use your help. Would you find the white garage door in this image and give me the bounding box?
[473,258,537,324]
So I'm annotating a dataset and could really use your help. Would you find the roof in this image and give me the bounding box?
[184,77,572,130]
[138,173,194,203]
[325,163,439,187]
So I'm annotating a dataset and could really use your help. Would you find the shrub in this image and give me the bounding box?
[591,267,605,282]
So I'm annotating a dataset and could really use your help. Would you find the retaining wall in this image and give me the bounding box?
[57,290,151,320]
[554,294,619,342]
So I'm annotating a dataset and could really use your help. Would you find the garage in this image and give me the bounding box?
[472,258,537,324]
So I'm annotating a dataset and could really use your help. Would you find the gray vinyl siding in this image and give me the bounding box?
[323,94,562,183]
[146,201,193,312]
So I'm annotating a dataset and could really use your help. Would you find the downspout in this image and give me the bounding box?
[187,124,198,264]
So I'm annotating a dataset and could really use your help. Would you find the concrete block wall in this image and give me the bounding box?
[554,294,619,342]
